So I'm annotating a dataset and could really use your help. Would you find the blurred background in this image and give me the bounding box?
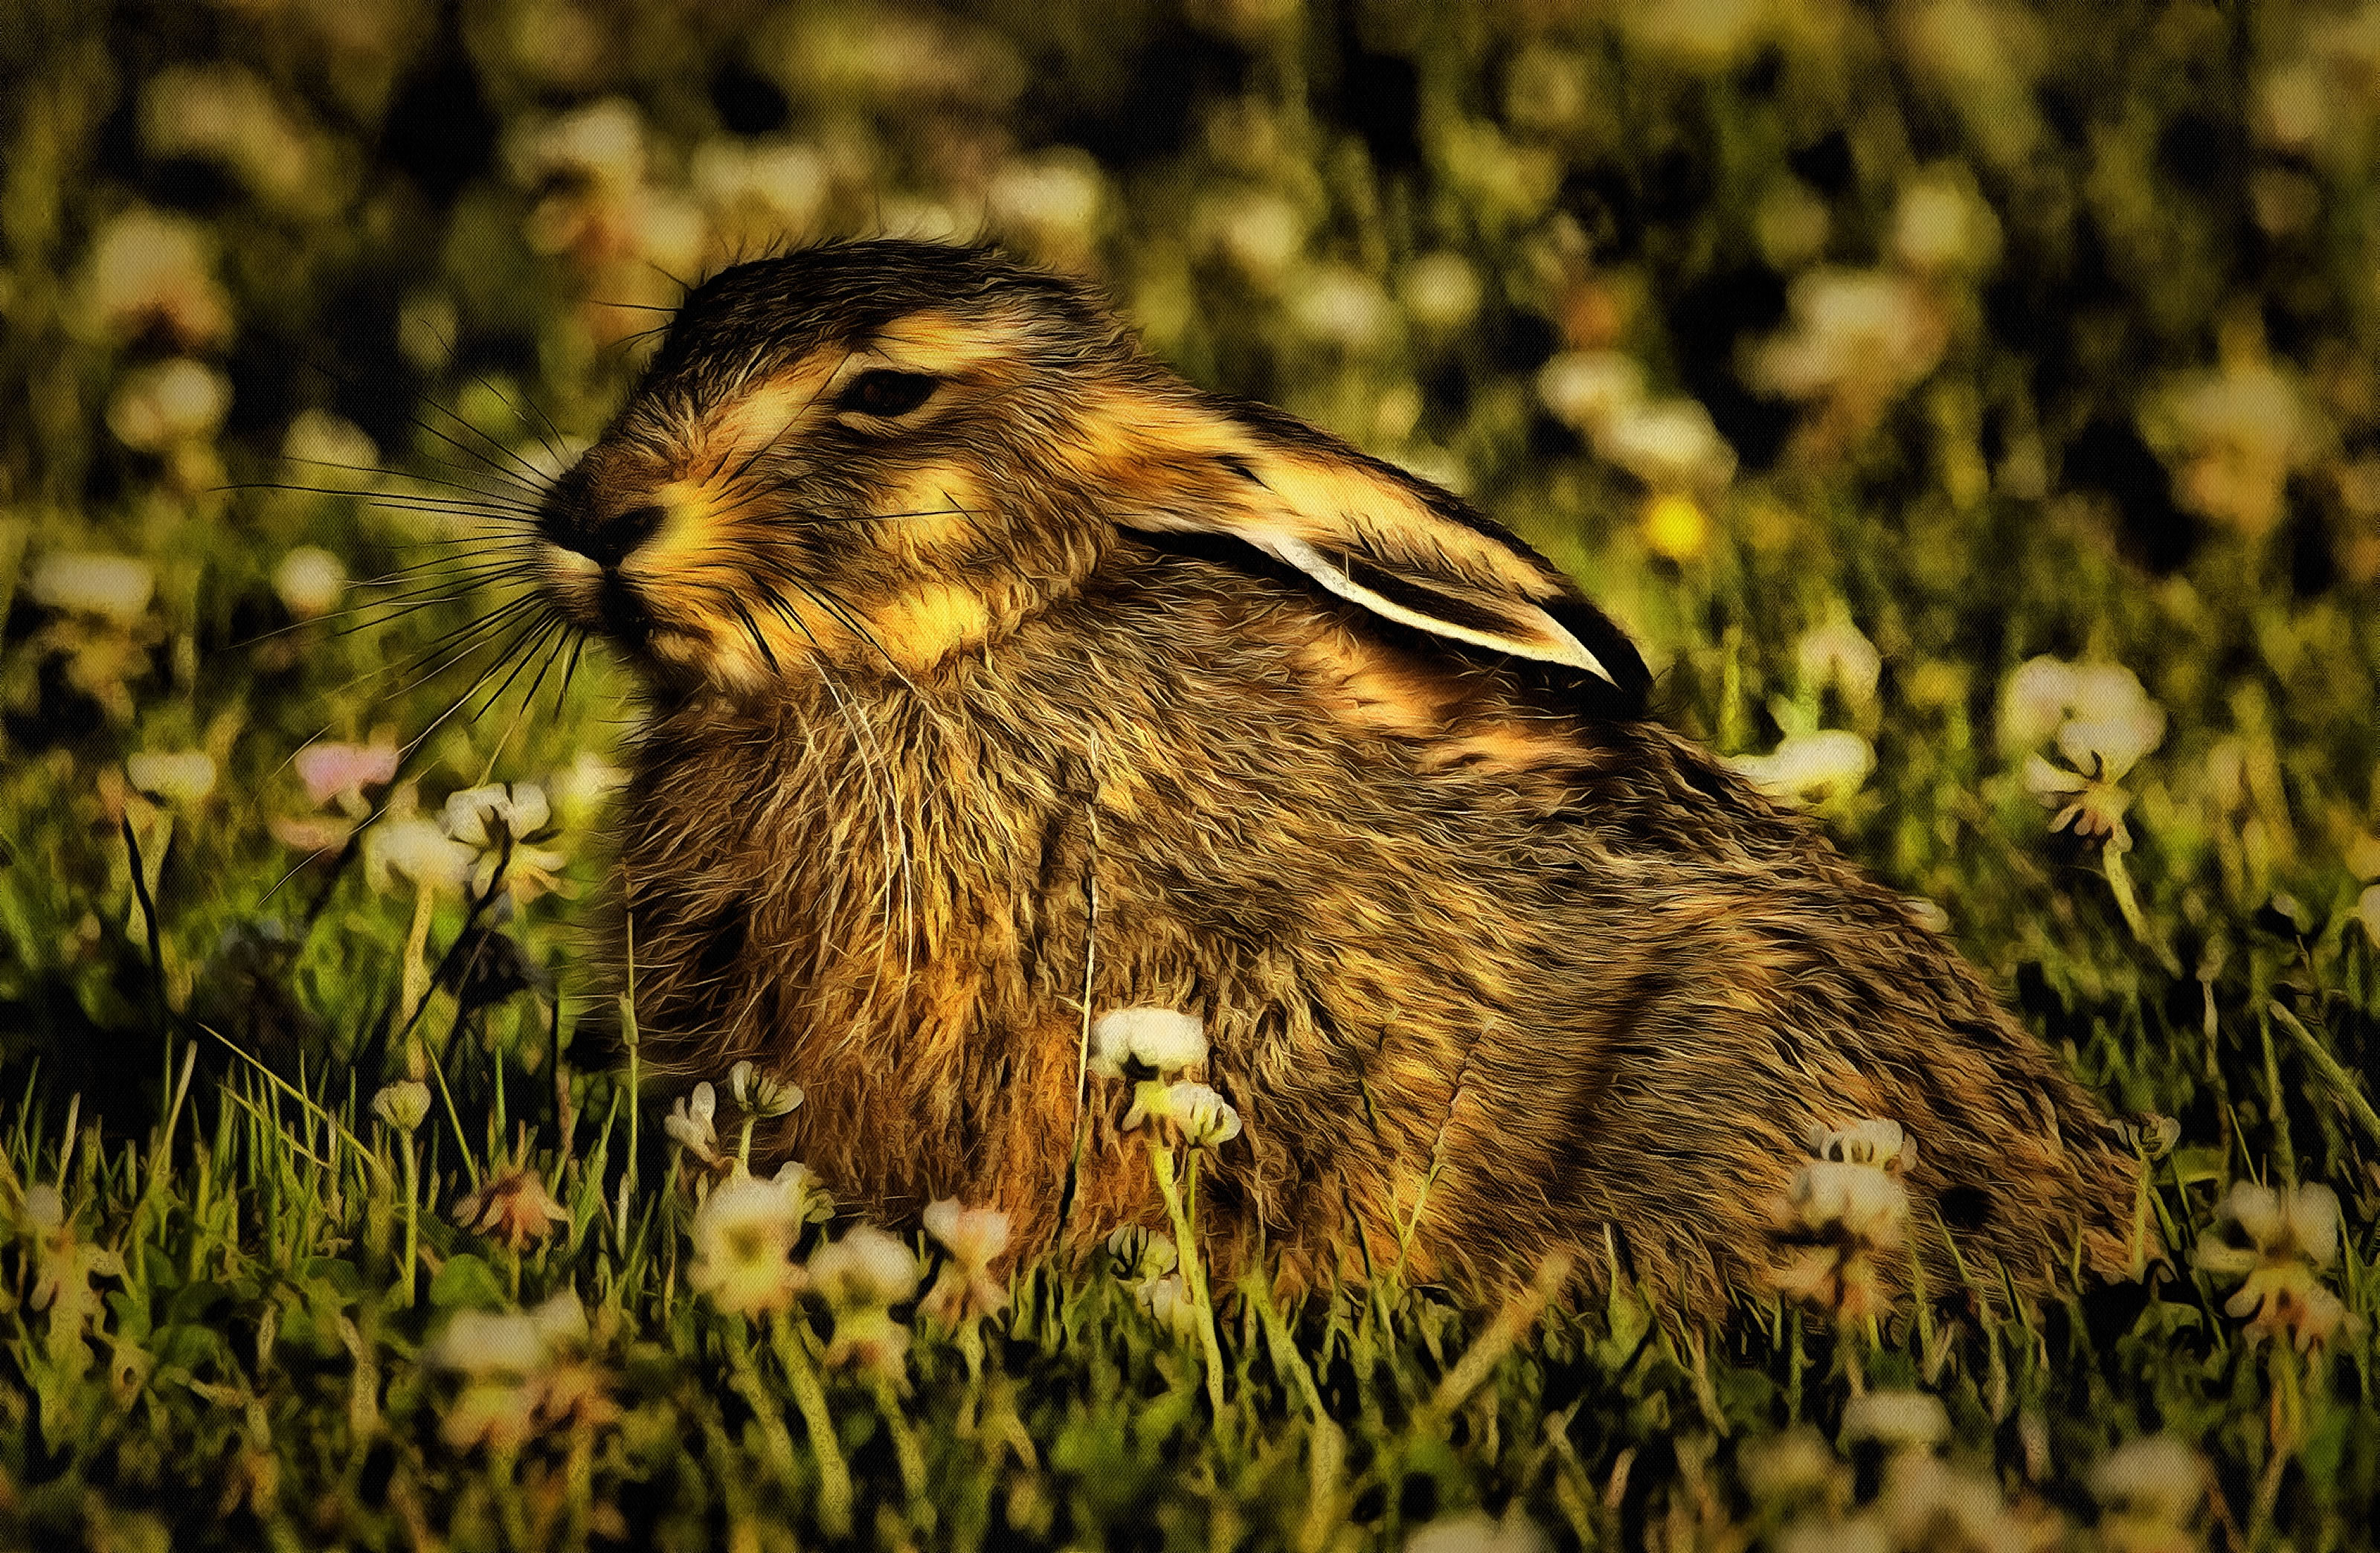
[4,0,2379,1105]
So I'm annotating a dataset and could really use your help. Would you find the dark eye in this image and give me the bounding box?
[837,370,939,418]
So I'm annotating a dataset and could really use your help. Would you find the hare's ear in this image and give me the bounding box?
[1119,402,1650,704]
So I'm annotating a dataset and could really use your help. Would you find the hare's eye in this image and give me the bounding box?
[837,370,939,418]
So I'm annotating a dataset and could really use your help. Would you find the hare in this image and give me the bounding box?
[531,239,2142,1312]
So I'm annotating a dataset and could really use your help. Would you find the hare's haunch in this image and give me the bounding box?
[534,239,2141,1310]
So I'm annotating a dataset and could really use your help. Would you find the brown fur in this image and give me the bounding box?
[533,240,2143,1313]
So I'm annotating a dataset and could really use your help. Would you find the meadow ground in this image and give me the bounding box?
[6,1,2380,1547]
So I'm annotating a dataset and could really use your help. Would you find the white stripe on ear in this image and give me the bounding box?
[1260,532,1623,686]
[1105,395,1650,703]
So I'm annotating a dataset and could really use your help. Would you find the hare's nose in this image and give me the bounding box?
[550,503,665,569]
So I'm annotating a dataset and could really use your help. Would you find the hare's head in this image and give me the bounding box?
[538,239,1647,709]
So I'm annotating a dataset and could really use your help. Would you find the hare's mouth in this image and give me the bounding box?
[596,573,657,646]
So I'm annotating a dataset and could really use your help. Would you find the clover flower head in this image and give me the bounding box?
[1133,1273,1203,1341]
[1807,1119,1914,1171]
[811,1224,921,1382]
[1874,1451,2050,1553]
[2195,1180,2352,1349]
[271,546,346,619]
[28,553,156,626]
[686,1166,807,1318]
[1402,1508,1554,1553]
[364,814,476,896]
[1120,1078,1243,1148]
[1795,615,1883,707]
[1770,1118,1914,1322]
[1841,1390,1950,1453]
[920,1198,1012,1325]
[426,1293,609,1453]
[1088,1006,1207,1078]
[295,740,398,811]
[1731,730,1876,803]
[443,782,552,847]
[2091,1435,2204,1533]
[808,1223,920,1311]
[126,750,218,808]
[1104,1224,1178,1282]
[664,1082,723,1168]
[452,1160,570,1252]
[728,1059,804,1119]
[370,1080,433,1134]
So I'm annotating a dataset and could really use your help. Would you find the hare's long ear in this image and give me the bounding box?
[1116,399,1650,705]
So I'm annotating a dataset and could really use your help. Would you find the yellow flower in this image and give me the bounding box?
[1640,492,1711,564]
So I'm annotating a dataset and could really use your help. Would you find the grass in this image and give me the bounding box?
[9,0,2380,1546]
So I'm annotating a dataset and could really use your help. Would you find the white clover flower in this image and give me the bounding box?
[1212,190,1307,281]
[370,1079,432,1133]
[1400,252,1482,330]
[78,206,232,350]
[664,1083,722,1168]
[452,1161,570,1251]
[807,1224,920,1311]
[427,1307,546,1377]
[443,782,552,847]
[727,1059,803,1120]
[1874,1450,2043,1553]
[272,547,346,618]
[1795,616,1882,707]
[987,149,1104,247]
[2091,1435,2204,1527]
[2146,350,2315,538]
[1807,1119,1914,1171]
[107,357,232,451]
[1133,1272,1203,1341]
[1998,655,2081,753]
[686,1166,806,1317]
[364,815,475,896]
[1891,173,1998,274]
[1089,1007,1208,1079]
[770,1160,834,1226]
[2054,665,2167,780]
[1730,730,1875,803]
[922,1199,1010,1267]
[1289,265,1393,350]
[1841,1390,1950,1450]
[920,1198,1012,1325]
[2195,1180,2350,1349]
[1749,269,1944,406]
[547,751,628,832]
[281,408,379,478]
[1595,396,1737,489]
[1122,1081,1241,1148]
[1783,1160,1911,1246]
[125,750,216,808]
[1536,350,1646,435]
[1104,1224,1178,1282]
[1403,1509,1554,1553]
[28,553,156,626]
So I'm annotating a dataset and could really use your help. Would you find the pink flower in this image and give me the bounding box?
[295,740,398,808]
